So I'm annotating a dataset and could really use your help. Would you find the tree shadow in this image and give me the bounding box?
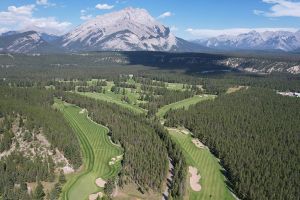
[118,51,240,75]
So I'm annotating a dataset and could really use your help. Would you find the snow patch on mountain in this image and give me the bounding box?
[61,7,178,51]
[195,30,300,52]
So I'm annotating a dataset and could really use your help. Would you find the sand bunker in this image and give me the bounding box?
[89,192,103,200]
[189,166,201,191]
[192,138,205,149]
[109,155,123,165]
[63,166,74,174]
[95,178,106,188]
[79,109,87,114]
[181,129,190,135]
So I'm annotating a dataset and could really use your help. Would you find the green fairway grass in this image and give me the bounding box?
[168,129,234,200]
[55,100,123,200]
[156,95,216,119]
[77,91,146,114]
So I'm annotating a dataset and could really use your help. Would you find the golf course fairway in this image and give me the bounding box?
[168,128,234,200]
[156,95,216,119]
[55,100,123,200]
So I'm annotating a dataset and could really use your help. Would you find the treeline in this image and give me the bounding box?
[134,77,166,87]
[57,92,168,191]
[77,85,104,93]
[0,86,82,168]
[114,81,136,89]
[152,124,187,199]
[165,88,300,200]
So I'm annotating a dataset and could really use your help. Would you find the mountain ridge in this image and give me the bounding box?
[1,8,299,53]
[0,7,206,53]
[194,30,300,52]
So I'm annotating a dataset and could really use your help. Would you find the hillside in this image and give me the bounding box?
[0,87,82,199]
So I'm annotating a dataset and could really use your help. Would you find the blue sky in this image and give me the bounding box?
[0,0,299,39]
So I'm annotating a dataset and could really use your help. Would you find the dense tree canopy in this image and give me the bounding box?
[165,88,300,200]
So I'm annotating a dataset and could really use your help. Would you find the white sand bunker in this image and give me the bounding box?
[89,192,103,200]
[189,166,201,191]
[181,129,190,135]
[79,109,87,114]
[62,165,74,174]
[192,138,205,149]
[109,155,123,165]
[95,178,106,188]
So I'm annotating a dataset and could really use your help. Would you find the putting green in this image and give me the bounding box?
[55,100,122,200]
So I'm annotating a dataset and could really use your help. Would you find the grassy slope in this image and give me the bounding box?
[156,95,216,119]
[168,129,234,200]
[55,100,122,200]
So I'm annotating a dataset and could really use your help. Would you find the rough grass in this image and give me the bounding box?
[168,129,234,200]
[55,100,123,200]
[156,95,216,119]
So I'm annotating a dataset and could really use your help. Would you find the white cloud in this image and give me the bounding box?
[36,0,56,7]
[186,27,299,38]
[170,26,178,32]
[157,11,172,19]
[8,5,35,16]
[80,9,93,20]
[254,0,300,17]
[80,15,92,20]
[0,4,72,35]
[95,4,114,10]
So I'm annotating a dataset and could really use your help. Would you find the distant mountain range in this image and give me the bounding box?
[0,7,299,53]
[0,8,206,53]
[194,30,300,52]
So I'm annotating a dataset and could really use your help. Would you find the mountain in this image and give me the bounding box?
[1,31,20,37]
[61,7,205,52]
[0,31,62,53]
[1,31,61,43]
[194,30,300,52]
[39,33,61,43]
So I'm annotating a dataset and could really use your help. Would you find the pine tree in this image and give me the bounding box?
[104,178,115,197]
[58,170,66,184]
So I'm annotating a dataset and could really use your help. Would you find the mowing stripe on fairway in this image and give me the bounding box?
[168,129,234,200]
[57,101,123,200]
